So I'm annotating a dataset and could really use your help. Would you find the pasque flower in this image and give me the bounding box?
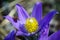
[4,2,60,40]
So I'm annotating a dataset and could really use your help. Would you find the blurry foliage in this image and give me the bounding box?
[43,2,53,16]
[55,0,60,21]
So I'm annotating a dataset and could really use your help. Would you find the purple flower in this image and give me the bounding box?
[4,2,60,40]
[4,30,15,40]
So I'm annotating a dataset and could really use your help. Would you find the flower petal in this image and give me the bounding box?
[38,25,49,40]
[19,24,28,33]
[31,2,42,24]
[4,30,16,40]
[5,16,27,33]
[5,16,15,24]
[48,30,60,40]
[16,30,30,36]
[40,10,57,27]
[38,10,57,40]
[16,4,29,23]
[5,16,20,30]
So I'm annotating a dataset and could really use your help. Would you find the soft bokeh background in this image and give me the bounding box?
[0,0,60,40]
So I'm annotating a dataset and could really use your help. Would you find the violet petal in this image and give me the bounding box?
[31,2,42,24]
[16,30,30,36]
[38,25,49,40]
[16,4,29,24]
[40,10,57,28]
[5,16,20,30]
[48,30,60,40]
[4,30,16,40]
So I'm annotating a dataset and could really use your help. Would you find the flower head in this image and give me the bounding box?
[25,18,38,33]
[4,2,60,40]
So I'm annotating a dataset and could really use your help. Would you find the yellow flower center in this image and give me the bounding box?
[25,18,38,33]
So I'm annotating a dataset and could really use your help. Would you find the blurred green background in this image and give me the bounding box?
[0,0,60,40]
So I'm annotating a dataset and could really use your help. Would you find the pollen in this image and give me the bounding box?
[25,18,38,33]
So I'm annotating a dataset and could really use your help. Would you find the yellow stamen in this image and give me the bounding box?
[25,18,38,33]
